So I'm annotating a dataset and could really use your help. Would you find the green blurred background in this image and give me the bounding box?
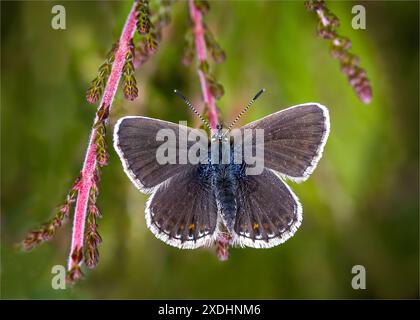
[1,0,419,299]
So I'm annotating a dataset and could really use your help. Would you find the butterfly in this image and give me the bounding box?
[113,89,330,249]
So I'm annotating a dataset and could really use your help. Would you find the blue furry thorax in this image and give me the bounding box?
[196,144,246,181]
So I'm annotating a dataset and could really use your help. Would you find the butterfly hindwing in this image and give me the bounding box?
[232,168,302,248]
[145,166,219,249]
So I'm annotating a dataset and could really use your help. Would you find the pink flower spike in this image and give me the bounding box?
[188,0,218,130]
[359,86,372,104]
[67,2,138,272]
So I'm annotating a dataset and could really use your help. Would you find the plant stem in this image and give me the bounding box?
[188,0,231,260]
[188,0,218,129]
[306,0,372,104]
[68,1,138,271]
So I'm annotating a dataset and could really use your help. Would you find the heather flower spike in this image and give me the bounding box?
[86,43,118,104]
[215,232,231,262]
[21,0,172,285]
[132,0,171,69]
[122,40,139,101]
[67,246,84,283]
[20,176,79,251]
[305,0,373,104]
[136,0,152,35]
[86,0,167,105]
[204,26,226,64]
[181,30,195,66]
[83,169,103,269]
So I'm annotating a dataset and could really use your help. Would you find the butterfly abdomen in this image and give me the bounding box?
[213,165,238,231]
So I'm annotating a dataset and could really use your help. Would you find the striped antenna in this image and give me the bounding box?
[224,88,266,134]
[173,89,212,130]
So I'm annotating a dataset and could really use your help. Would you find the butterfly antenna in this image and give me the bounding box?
[225,88,266,134]
[173,89,212,130]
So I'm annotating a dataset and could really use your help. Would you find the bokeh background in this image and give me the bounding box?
[1,0,419,299]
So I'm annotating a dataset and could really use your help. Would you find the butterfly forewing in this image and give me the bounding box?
[113,116,206,193]
[238,103,330,182]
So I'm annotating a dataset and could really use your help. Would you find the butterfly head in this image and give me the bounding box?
[211,123,229,142]
[174,88,265,142]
